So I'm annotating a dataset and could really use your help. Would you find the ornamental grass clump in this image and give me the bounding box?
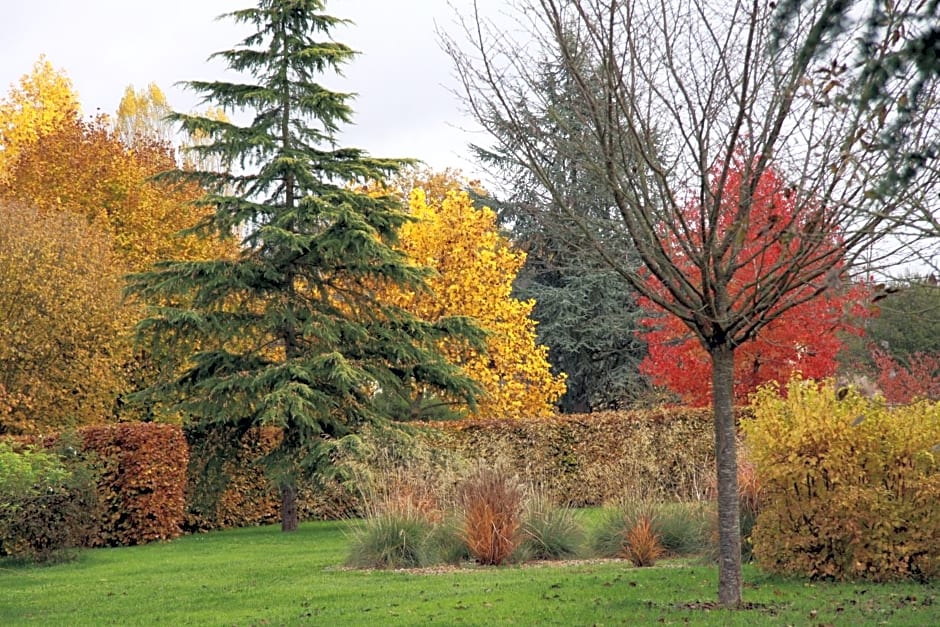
[457,464,524,565]
[519,488,584,561]
[345,494,436,569]
[625,514,664,567]
[590,500,709,565]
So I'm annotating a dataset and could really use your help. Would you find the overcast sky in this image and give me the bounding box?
[1,0,501,173]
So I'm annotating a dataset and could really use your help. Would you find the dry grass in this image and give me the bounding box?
[625,513,665,567]
[457,464,524,565]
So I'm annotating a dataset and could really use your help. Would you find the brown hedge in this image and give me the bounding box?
[2,423,188,547]
[78,423,188,546]
[184,427,358,532]
[419,408,724,506]
[183,408,730,530]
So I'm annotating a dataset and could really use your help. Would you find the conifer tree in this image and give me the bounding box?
[126,0,482,531]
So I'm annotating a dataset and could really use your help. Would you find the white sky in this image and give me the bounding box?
[1,0,500,173]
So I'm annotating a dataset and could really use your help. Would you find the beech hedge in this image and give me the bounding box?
[2,423,188,548]
[421,408,721,506]
[184,408,723,530]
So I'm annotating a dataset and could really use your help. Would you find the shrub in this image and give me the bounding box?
[0,438,96,563]
[745,378,940,581]
[457,464,524,565]
[519,489,584,561]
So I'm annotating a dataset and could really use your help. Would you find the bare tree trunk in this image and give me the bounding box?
[711,342,742,607]
[280,481,298,532]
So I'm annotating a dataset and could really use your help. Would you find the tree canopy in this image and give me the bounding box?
[374,172,565,420]
[638,158,870,407]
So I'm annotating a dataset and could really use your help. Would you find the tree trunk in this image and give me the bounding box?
[280,481,298,532]
[710,342,742,607]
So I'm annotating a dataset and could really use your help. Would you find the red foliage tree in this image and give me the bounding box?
[871,349,940,404]
[638,160,868,407]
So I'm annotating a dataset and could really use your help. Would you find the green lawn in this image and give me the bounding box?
[1,520,937,626]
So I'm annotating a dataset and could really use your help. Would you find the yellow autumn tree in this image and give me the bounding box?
[0,202,132,435]
[0,80,238,429]
[113,82,173,146]
[0,56,79,183]
[379,176,565,419]
[2,113,235,272]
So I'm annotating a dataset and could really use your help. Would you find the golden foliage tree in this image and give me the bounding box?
[0,203,131,435]
[0,56,79,183]
[113,82,173,146]
[1,113,234,272]
[380,175,565,419]
[0,78,237,430]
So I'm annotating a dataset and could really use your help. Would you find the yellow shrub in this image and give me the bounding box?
[744,377,940,581]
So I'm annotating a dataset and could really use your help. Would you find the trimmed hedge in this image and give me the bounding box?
[421,409,722,506]
[184,408,724,531]
[2,423,189,547]
[184,427,359,532]
[80,423,188,546]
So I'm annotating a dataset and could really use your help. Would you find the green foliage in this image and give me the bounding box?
[184,426,360,531]
[519,489,584,561]
[589,501,710,562]
[126,0,482,530]
[345,509,434,570]
[0,438,97,563]
[476,50,651,412]
[745,377,940,581]
[424,516,472,565]
[655,502,713,558]
[840,278,940,372]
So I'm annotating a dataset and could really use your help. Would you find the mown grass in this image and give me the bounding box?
[1,520,937,626]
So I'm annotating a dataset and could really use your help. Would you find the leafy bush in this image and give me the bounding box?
[745,378,940,581]
[457,464,524,565]
[519,489,584,561]
[0,439,96,563]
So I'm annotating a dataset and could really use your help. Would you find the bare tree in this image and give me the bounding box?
[444,0,940,606]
